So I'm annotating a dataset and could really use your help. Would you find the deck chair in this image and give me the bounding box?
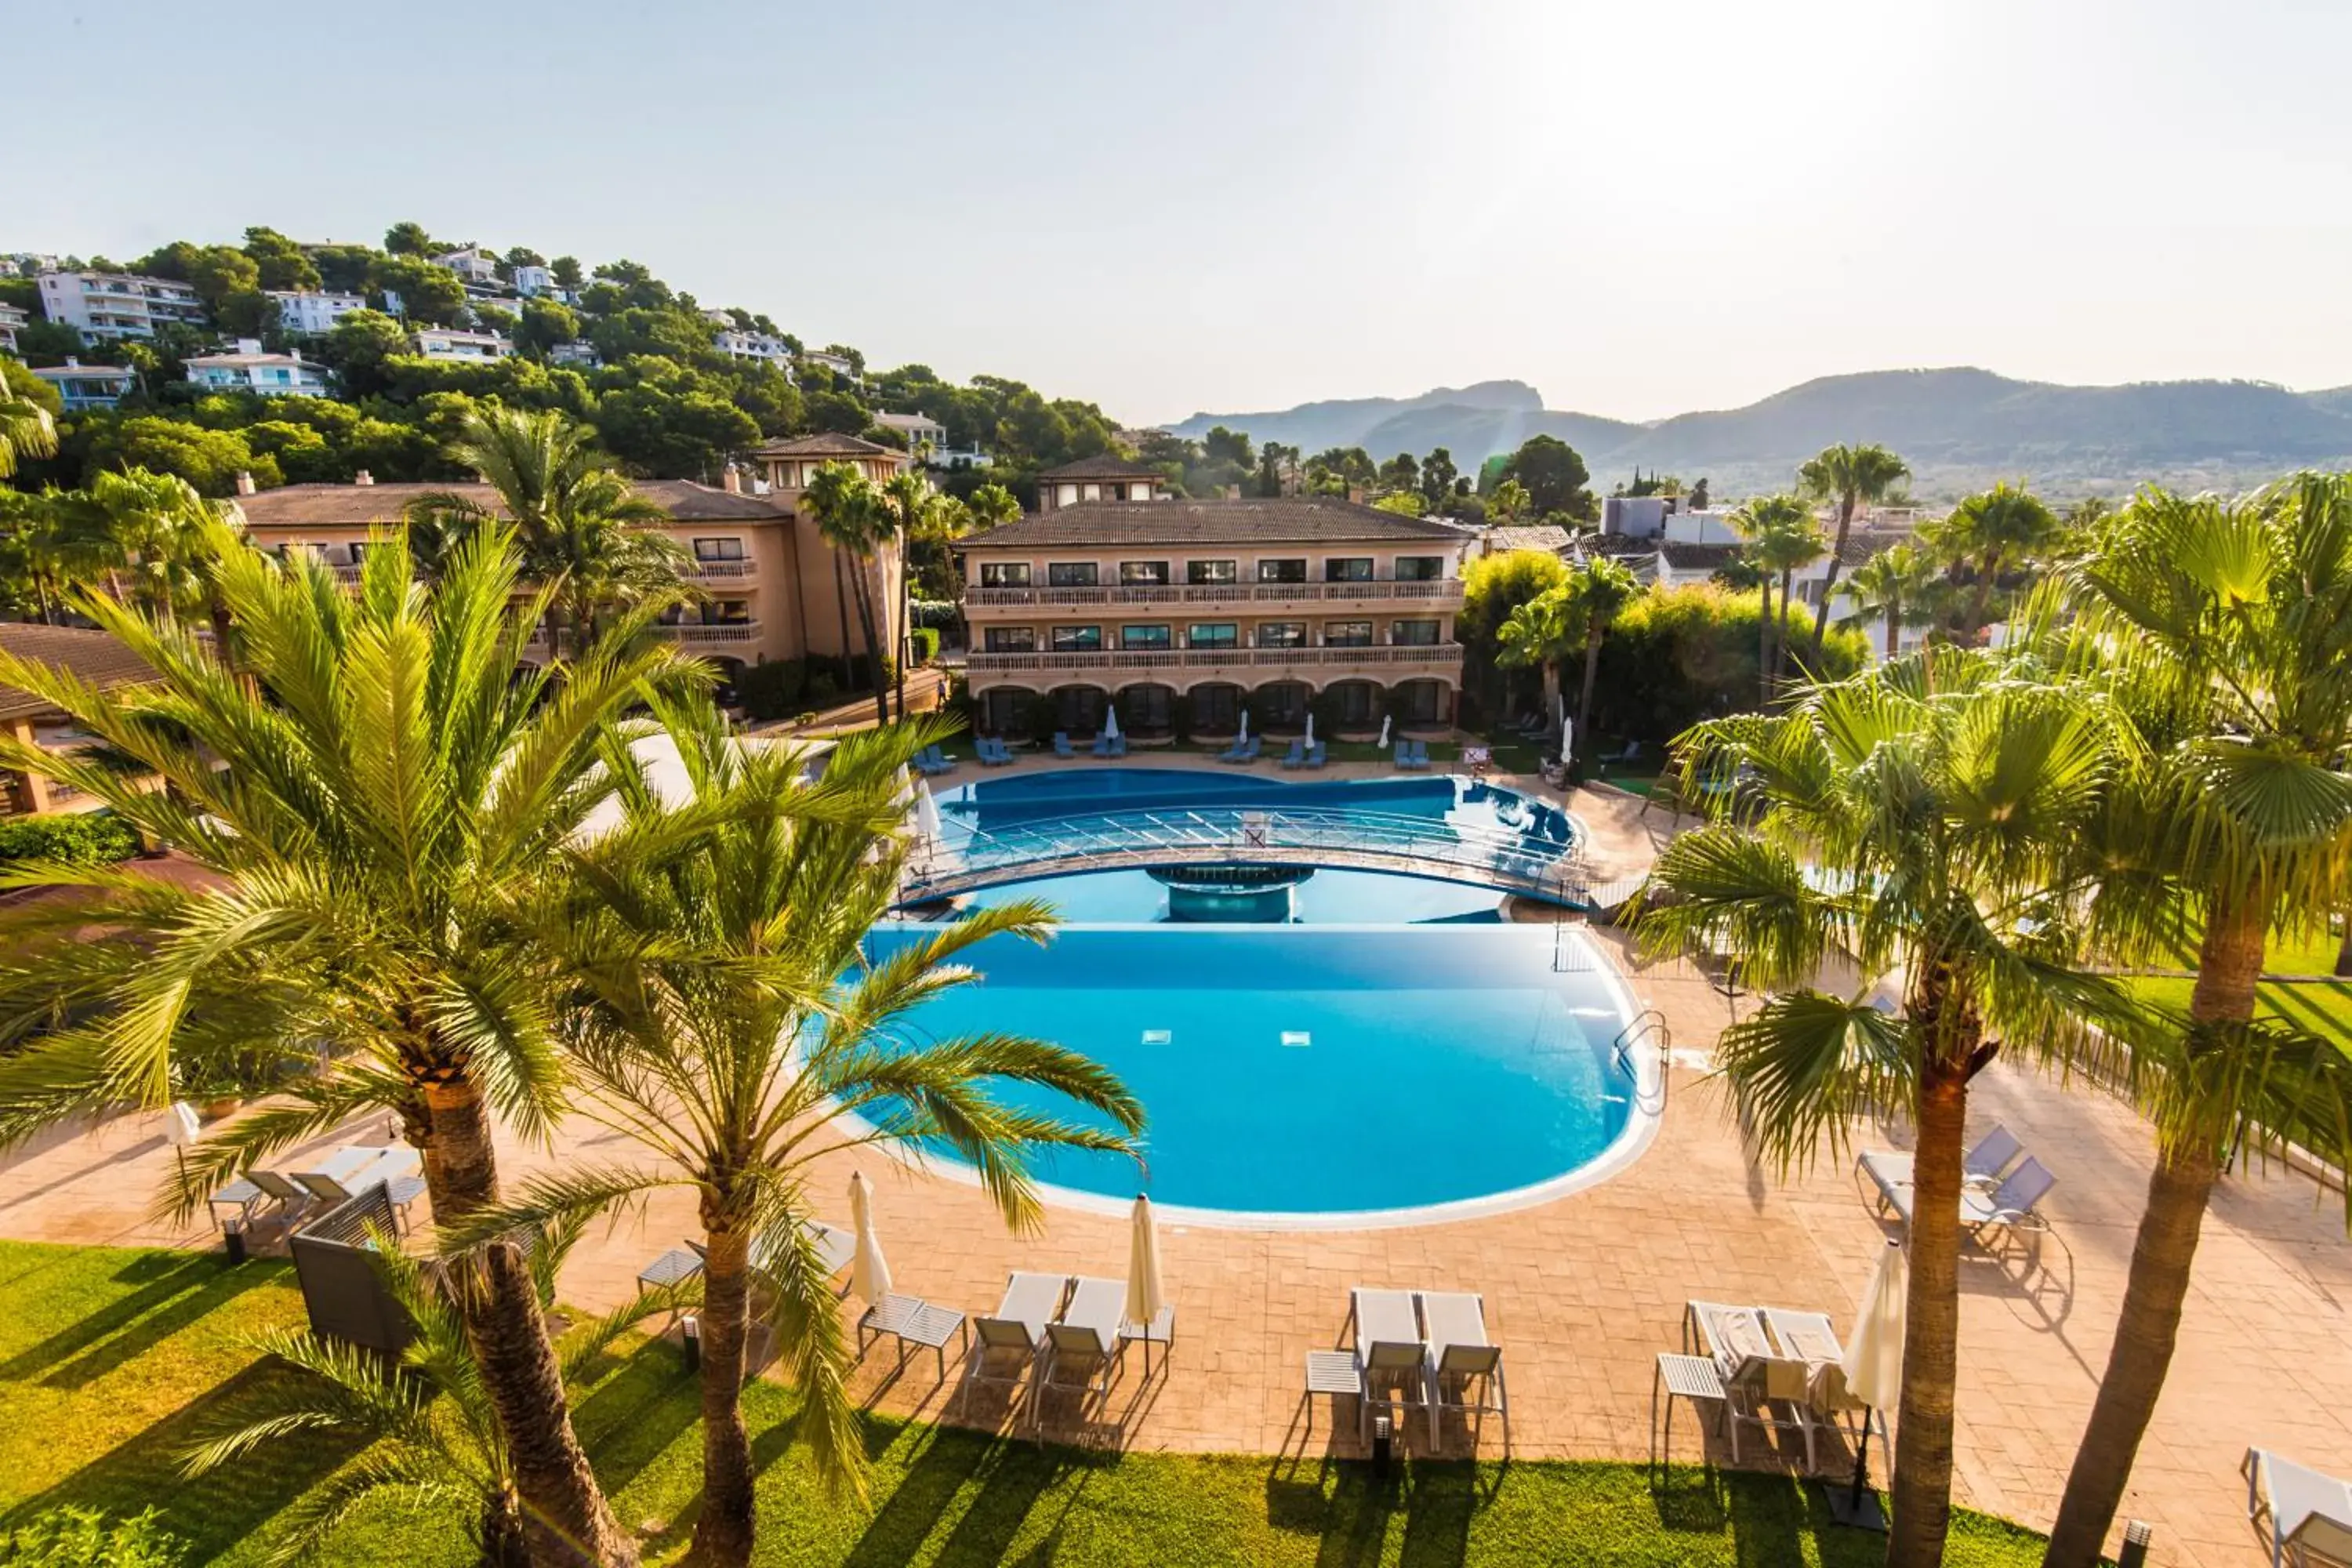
[1052,731,1074,758]
[1962,1156,2057,1247]
[1108,735,1128,757]
[2245,1447,2352,1568]
[1091,732,1113,757]
[1392,741,1414,770]
[1217,735,1249,763]
[1350,1287,1428,1443]
[298,1170,427,1234]
[1419,1290,1508,1450]
[1305,741,1327,768]
[960,1271,1066,1425]
[1037,1275,1128,1432]
[1686,1300,1813,1464]
[1858,1124,2023,1212]
[1760,1306,1871,1472]
[230,1168,315,1231]
[1278,739,1307,769]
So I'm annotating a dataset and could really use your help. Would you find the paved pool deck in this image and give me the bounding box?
[2,757,2343,1566]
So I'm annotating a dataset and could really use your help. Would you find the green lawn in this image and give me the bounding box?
[0,1240,2050,1566]
[2121,920,2352,1058]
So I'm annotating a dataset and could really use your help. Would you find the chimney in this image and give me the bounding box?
[721,462,742,495]
[1346,485,1367,506]
[234,470,257,497]
[353,469,375,486]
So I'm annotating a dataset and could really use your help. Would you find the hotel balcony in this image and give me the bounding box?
[965,641,1463,687]
[682,558,758,583]
[964,579,1465,613]
[524,621,763,649]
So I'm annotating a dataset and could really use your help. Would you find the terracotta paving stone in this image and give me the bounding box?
[0,762,2346,1564]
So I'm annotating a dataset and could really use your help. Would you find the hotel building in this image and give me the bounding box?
[959,466,1469,739]
[34,269,205,341]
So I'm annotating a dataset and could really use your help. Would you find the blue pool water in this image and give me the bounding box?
[863,922,1641,1220]
[956,866,1506,924]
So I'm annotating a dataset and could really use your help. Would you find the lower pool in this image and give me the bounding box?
[862,920,1650,1225]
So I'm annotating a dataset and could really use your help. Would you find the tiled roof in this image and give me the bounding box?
[231,480,789,528]
[1837,531,1907,568]
[750,432,898,458]
[0,625,154,720]
[1657,541,1744,571]
[1483,525,1575,556]
[1038,454,1164,481]
[1575,533,1658,559]
[961,498,1468,549]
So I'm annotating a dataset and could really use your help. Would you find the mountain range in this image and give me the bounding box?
[1163,368,2352,500]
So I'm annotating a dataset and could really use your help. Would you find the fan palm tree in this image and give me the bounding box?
[0,525,698,1568]
[0,487,116,625]
[800,460,891,724]
[1486,477,1530,524]
[1797,442,1910,655]
[183,1219,679,1568]
[1567,557,1638,753]
[2038,477,2352,1566]
[967,482,1020,531]
[1495,581,1576,746]
[445,703,1142,1565]
[409,405,688,656]
[0,379,60,481]
[1635,649,2124,1568]
[1733,494,1824,699]
[1920,481,2062,637]
[880,470,937,719]
[1838,542,1938,662]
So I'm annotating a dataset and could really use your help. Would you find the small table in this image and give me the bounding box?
[1653,1352,1726,1473]
[1305,1350,1361,1444]
[1120,1306,1175,1378]
[858,1294,969,1382]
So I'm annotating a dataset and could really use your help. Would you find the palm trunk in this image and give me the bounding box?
[482,1489,531,1568]
[1886,601,1901,662]
[2042,896,2266,1567]
[2335,916,2351,978]
[422,1076,636,1568]
[847,560,889,726]
[829,554,853,702]
[1538,661,1562,750]
[1809,496,1854,655]
[1758,580,1774,705]
[1576,622,1603,754]
[1774,569,1796,687]
[1889,1044,1974,1567]
[691,1224,757,1567]
[894,536,910,720]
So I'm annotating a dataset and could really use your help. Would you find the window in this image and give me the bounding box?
[1187,559,1237,585]
[710,600,752,624]
[1257,558,1307,583]
[1391,619,1441,647]
[980,687,1026,736]
[1255,622,1306,649]
[1120,624,1171,650]
[1121,683,1174,732]
[1330,681,1378,724]
[693,537,746,561]
[1047,561,1100,588]
[1394,556,1444,581]
[1191,684,1241,732]
[1392,681,1445,723]
[1119,561,1170,586]
[1187,623,1237,650]
[1051,625,1102,652]
[1323,557,1374,583]
[346,542,370,564]
[1258,682,1309,726]
[978,561,1031,587]
[984,626,1036,652]
[1323,620,1373,648]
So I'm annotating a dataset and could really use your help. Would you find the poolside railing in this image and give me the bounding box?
[902,805,1599,908]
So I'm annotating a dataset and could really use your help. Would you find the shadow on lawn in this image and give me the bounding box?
[0,1251,281,1390]
[840,1427,1089,1568]
[0,1358,368,1558]
[1267,1459,1479,1568]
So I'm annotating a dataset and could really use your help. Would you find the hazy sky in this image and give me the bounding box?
[13,0,2349,426]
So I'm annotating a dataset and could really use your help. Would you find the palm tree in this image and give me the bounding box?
[1486,477,1530,524]
[448,704,1142,1565]
[1495,582,1575,747]
[2038,477,2352,1566]
[0,378,60,481]
[1838,542,1938,662]
[1568,558,1638,754]
[967,482,1021,532]
[0,488,114,625]
[1797,442,1910,655]
[1733,494,1824,699]
[410,406,688,655]
[1919,481,2061,637]
[800,460,891,724]
[66,470,228,627]
[183,1220,677,1568]
[0,526,697,1568]
[1635,649,2123,1568]
[880,470,937,719]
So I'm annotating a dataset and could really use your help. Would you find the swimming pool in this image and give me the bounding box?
[867,764,1653,1225]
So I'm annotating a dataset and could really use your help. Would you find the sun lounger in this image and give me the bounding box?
[1877,1154,2056,1250]
[1216,736,1247,762]
[2245,1448,2352,1568]
[1858,1124,2023,1211]
[1039,1274,1128,1430]
[1418,1290,1508,1450]
[1401,740,1432,770]
[1685,1299,1814,1464]
[1392,741,1414,770]
[298,1169,428,1232]
[960,1271,1067,1425]
[1350,1287,1428,1443]
[1760,1306,1867,1471]
[858,1292,970,1382]
[1305,741,1327,769]
[1053,731,1075,758]
[1278,739,1307,769]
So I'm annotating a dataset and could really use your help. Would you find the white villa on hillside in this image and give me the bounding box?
[29,359,136,410]
[35,270,205,341]
[0,303,25,354]
[267,291,373,336]
[412,326,512,361]
[183,339,332,397]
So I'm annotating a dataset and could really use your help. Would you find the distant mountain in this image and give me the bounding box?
[1165,368,2352,500]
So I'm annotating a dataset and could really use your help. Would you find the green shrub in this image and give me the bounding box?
[909,626,940,665]
[1590,585,1867,744]
[2,1506,183,1568]
[0,811,140,866]
[806,672,840,705]
[735,659,807,721]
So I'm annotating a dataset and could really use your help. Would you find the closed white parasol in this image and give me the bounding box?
[913,780,943,842]
[1829,1237,1907,1530]
[1125,1194,1168,1371]
[1104,702,1121,742]
[850,1171,892,1305]
[1237,707,1250,744]
[1377,714,1392,750]
[1304,711,1315,748]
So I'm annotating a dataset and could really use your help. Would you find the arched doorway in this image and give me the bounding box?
[978,685,1033,737]
[1050,684,1109,737]
[1390,678,1450,729]
[1324,679,1381,732]
[1254,681,1310,731]
[1189,681,1243,737]
[1115,682,1176,739]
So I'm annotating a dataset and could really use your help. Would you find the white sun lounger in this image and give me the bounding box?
[1350,1287,1428,1443]
[2245,1448,2352,1568]
[960,1271,1067,1425]
[1759,1306,1875,1472]
[1878,1155,2057,1250]
[1858,1124,2024,1211]
[1418,1290,1508,1451]
[1686,1299,1814,1464]
[1038,1274,1128,1431]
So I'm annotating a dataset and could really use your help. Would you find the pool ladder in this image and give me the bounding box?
[1612,1009,1673,1105]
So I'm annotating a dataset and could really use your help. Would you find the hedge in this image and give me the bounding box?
[0,812,140,866]
[1587,585,1869,744]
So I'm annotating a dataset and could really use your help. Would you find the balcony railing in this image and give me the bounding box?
[652,621,762,644]
[965,643,1462,678]
[684,560,757,581]
[966,579,1463,610]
